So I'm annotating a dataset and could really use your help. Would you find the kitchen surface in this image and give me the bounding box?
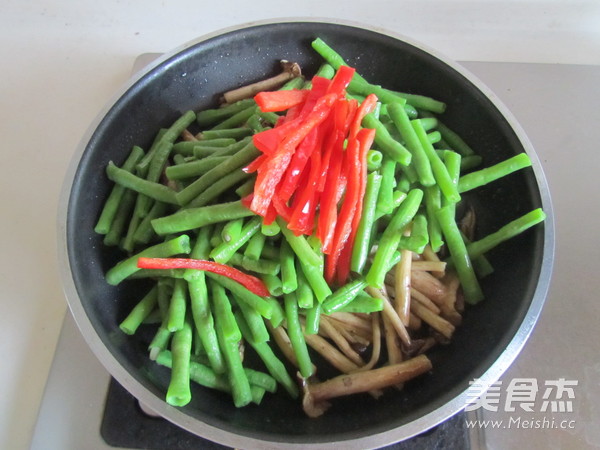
[2,2,600,449]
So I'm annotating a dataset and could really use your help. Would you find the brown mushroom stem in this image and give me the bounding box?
[221,61,302,104]
[319,316,365,366]
[394,249,412,326]
[303,355,432,415]
[410,301,455,339]
[366,287,411,347]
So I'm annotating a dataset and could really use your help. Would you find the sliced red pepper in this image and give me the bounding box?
[325,136,361,284]
[250,93,338,217]
[254,89,309,112]
[317,99,350,193]
[137,258,270,297]
[288,148,322,235]
[243,153,266,173]
[335,128,376,284]
[349,93,378,139]
[317,136,345,254]
[277,125,321,202]
[326,65,356,96]
[253,119,299,155]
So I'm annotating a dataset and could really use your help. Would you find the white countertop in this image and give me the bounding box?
[2,2,599,449]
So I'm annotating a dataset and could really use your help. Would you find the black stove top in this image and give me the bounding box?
[101,378,470,450]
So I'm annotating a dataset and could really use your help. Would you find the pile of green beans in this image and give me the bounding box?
[95,38,545,411]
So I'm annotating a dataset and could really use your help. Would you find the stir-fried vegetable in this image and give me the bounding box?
[95,37,545,417]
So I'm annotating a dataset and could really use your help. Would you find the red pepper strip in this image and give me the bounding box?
[277,125,321,202]
[344,98,359,131]
[325,136,361,284]
[250,93,338,217]
[243,153,267,173]
[241,193,253,209]
[263,203,277,225]
[317,99,350,193]
[255,89,309,112]
[326,65,356,96]
[317,136,345,254]
[335,128,376,284]
[137,258,270,297]
[288,148,322,235]
[253,119,299,155]
[271,190,292,223]
[349,93,378,139]
[299,76,331,115]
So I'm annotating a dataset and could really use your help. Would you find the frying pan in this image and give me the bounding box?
[58,19,554,448]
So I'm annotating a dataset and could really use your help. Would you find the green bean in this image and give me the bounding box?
[206,272,273,319]
[461,232,495,279]
[303,302,322,335]
[210,217,262,264]
[187,168,251,208]
[362,113,412,166]
[258,111,280,126]
[458,153,532,193]
[244,368,277,393]
[151,200,253,235]
[187,273,225,374]
[156,278,174,318]
[128,268,187,279]
[393,92,446,114]
[196,98,255,128]
[243,231,266,261]
[392,190,407,208]
[351,172,382,273]
[210,105,257,131]
[232,294,270,344]
[442,150,462,222]
[311,38,368,84]
[366,189,423,288]
[276,218,322,267]
[337,291,384,313]
[250,386,267,405]
[193,135,253,159]
[436,205,484,304]
[209,280,241,342]
[105,234,191,285]
[281,76,306,89]
[400,213,429,253]
[293,259,331,304]
[366,149,383,172]
[412,119,461,204]
[172,139,237,156]
[427,116,475,156]
[295,261,314,309]
[210,222,225,248]
[322,279,368,314]
[214,311,252,408]
[165,316,193,407]
[466,208,546,259]
[165,156,228,180]
[220,218,243,243]
[119,286,158,335]
[95,146,145,234]
[228,253,280,276]
[246,114,265,133]
[283,293,314,378]
[121,214,142,252]
[148,319,172,360]
[279,239,298,294]
[157,350,229,392]
[260,220,280,237]
[103,189,136,247]
[167,279,187,332]
[349,80,411,106]
[375,158,397,218]
[261,274,283,297]
[419,117,438,131]
[235,311,298,398]
[388,102,435,187]
[201,127,253,141]
[460,155,483,172]
[136,128,166,175]
[423,185,443,252]
[235,177,256,198]
[106,162,179,205]
[403,103,418,119]
[428,130,442,144]
[176,140,260,205]
[132,201,170,245]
